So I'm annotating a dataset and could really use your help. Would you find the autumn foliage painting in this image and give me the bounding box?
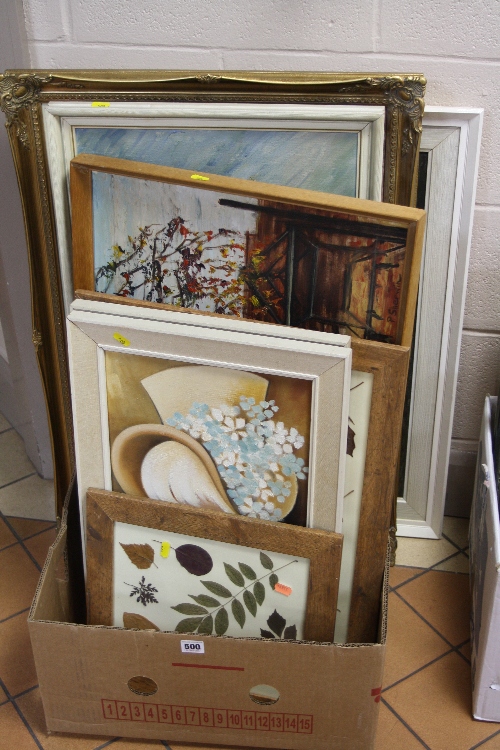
[92,171,409,343]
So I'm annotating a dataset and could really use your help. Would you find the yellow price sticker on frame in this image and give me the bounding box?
[113,332,130,347]
[191,174,210,181]
[160,542,171,558]
[91,102,110,108]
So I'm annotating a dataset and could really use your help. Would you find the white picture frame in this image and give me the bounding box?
[67,298,351,550]
[397,107,484,539]
[42,101,385,314]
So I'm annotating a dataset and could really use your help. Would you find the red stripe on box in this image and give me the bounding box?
[171,662,244,671]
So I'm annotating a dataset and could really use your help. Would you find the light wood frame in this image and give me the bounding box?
[346,339,409,643]
[74,291,408,643]
[70,152,425,350]
[86,488,343,643]
[67,296,351,540]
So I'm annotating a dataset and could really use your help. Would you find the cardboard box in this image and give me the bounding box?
[470,396,500,722]
[28,481,387,749]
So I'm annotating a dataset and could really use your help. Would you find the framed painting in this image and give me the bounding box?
[0,69,425,515]
[86,488,343,643]
[70,153,425,349]
[67,296,351,542]
[396,108,484,540]
[74,290,408,643]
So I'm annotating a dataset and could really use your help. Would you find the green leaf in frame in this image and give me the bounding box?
[224,563,245,587]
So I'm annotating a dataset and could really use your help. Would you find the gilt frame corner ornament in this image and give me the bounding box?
[0,69,425,516]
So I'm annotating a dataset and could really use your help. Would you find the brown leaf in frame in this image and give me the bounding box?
[123,612,160,631]
[120,543,155,569]
[347,425,356,457]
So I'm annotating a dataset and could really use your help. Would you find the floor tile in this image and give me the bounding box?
[0,431,34,489]
[383,591,450,688]
[434,552,470,573]
[443,516,470,549]
[374,701,427,749]
[395,535,459,568]
[0,473,56,521]
[0,413,11,432]
[0,701,40,749]
[16,688,109,749]
[0,517,16,550]
[460,641,472,662]
[397,570,471,646]
[24,527,58,568]
[0,544,40,620]
[389,565,422,588]
[384,652,496,749]
[6,517,56,540]
[0,612,38,696]
[477,730,500,748]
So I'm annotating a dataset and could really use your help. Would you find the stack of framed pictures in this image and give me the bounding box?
[67,157,424,642]
[1,69,427,644]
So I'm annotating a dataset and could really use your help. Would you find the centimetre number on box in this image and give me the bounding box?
[102,699,313,734]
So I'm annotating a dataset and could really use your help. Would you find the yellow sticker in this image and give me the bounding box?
[160,542,170,558]
[113,332,130,347]
[91,102,110,108]
[274,582,292,597]
[190,174,210,181]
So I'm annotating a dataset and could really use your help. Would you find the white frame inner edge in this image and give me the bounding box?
[397,107,483,539]
[42,102,385,315]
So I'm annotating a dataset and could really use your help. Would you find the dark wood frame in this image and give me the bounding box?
[0,69,425,517]
[86,488,343,643]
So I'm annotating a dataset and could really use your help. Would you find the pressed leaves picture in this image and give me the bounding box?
[105,352,312,526]
[113,521,310,639]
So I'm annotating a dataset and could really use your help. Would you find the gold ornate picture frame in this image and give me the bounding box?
[0,70,425,515]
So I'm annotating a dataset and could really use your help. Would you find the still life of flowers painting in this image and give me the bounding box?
[113,520,310,640]
[105,352,312,526]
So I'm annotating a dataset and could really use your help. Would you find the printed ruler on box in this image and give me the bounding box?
[102,699,313,734]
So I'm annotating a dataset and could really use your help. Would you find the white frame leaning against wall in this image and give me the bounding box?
[397,107,483,539]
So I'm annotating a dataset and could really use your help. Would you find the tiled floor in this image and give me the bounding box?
[0,412,498,749]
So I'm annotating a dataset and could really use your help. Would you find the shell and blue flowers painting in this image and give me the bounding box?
[106,351,312,526]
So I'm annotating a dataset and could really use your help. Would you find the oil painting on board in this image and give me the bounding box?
[84,161,411,344]
[105,352,312,526]
[74,127,359,197]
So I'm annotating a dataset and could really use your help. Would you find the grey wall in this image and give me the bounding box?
[0,0,53,477]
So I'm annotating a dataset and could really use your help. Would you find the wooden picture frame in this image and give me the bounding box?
[344,339,410,643]
[0,70,425,516]
[70,153,425,350]
[74,291,408,643]
[86,488,343,643]
[67,296,351,540]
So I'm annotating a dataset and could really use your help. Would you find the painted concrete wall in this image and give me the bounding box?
[0,0,53,478]
[12,0,500,509]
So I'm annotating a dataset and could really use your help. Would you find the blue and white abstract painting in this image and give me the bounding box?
[74,127,358,197]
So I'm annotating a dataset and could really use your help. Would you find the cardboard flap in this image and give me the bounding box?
[30,525,71,624]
